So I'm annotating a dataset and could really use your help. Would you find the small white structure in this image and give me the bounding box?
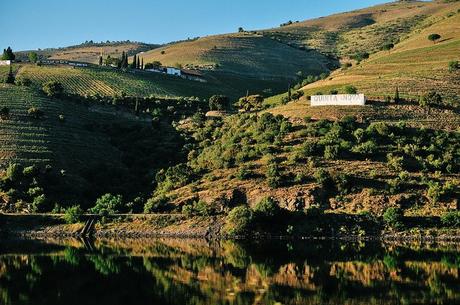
[0,60,11,66]
[166,67,181,76]
[311,94,366,106]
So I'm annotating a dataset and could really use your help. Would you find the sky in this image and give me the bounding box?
[0,0,392,51]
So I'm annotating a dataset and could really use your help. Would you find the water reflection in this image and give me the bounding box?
[0,238,459,305]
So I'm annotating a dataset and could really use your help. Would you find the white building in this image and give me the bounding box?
[0,60,11,66]
[311,94,366,106]
[166,67,181,76]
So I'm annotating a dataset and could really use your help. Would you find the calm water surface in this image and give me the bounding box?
[0,238,459,305]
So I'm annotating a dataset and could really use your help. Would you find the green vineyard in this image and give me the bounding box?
[16,64,233,99]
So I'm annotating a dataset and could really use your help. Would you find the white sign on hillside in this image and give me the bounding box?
[311,94,366,106]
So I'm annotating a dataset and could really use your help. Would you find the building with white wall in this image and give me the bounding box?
[311,94,366,106]
[166,67,181,76]
[0,60,12,66]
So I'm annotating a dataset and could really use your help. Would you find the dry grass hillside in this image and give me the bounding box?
[16,42,158,64]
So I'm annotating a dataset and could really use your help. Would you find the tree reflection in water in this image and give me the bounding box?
[0,239,459,305]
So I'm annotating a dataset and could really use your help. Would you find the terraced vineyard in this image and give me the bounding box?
[0,84,128,170]
[16,64,234,99]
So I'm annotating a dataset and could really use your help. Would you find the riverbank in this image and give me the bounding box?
[2,214,460,241]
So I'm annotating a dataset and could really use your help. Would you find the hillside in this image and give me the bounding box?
[296,7,460,99]
[16,41,158,64]
[0,83,187,209]
[14,64,236,99]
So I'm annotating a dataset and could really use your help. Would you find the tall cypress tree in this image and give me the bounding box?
[137,57,140,69]
[131,54,137,69]
[141,58,144,70]
[99,55,103,66]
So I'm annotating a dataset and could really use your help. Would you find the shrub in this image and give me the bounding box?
[383,207,404,229]
[266,159,282,188]
[419,91,442,107]
[448,60,459,72]
[42,81,64,97]
[324,145,340,160]
[334,173,352,195]
[27,187,43,197]
[28,107,44,119]
[90,193,123,215]
[314,169,333,188]
[182,200,213,216]
[352,140,378,155]
[235,95,264,112]
[225,206,253,235]
[31,194,48,212]
[426,180,454,204]
[209,95,229,111]
[5,163,22,182]
[253,197,280,219]
[440,211,460,227]
[64,205,84,224]
[344,85,358,94]
[428,33,441,43]
[22,165,39,177]
[144,195,169,213]
[236,166,251,180]
[387,153,405,171]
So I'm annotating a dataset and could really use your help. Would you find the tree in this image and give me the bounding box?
[236,94,264,112]
[0,106,9,120]
[98,55,103,66]
[28,52,38,63]
[448,60,459,72]
[238,27,245,33]
[344,85,357,94]
[394,86,400,103]
[42,81,64,97]
[428,33,441,44]
[383,207,404,229]
[131,54,137,69]
[137,56,140,69]
[225,206,253,235]
[383,43,394,53]
[90,193,123,216]
[141,58,144,70]
[28,107,44,119]
[1,47,15,60]
[64,205,84,224]
[4,66,14,84]
[209,95,229,111]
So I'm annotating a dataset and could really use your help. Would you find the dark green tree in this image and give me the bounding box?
[137,56,140,69]
[131,54,137,69]
[4,66,15,84]
[98,55,103,66]
[1,47,15,60]
[428,33,441,44]
[209,95,229,111]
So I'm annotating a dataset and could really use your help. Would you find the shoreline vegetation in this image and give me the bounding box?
[2,214,460,241]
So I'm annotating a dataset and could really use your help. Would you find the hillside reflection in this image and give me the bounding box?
[0,238,459,305]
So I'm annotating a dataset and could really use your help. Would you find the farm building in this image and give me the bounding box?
[166,67,181,76]
[0,60,12,66]
[181,69,206,82]
[311,94,366,106]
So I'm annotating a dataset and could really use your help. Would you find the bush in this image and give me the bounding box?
[64,205,84,224]
[344,85,358,94]
[314,169,333,188]
[440,211,460,227]
[28,107,44,119]
[419,91,442,107]
[448,60,459,72]
[352,140,378,155]
[324,145,340,160]
[383,207,404,229]
[225,206,253,235]
[182,200,213,216]
[253,197,280,220]
[144,195,169,213]
[90,193,123,215]
[387,153,405,171]
[22,165,39,177]
[426,180,454,204]
[42,81,64,97]
[5,163,22,182]
[31,194,48,212]
[0,106,9,119]
[209,95,229,111]
[266,160,282,188]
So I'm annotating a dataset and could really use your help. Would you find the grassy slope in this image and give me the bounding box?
[137,33,332,97]
[261,0,457,58]
[15,64,236,99]
[298,10,460,99]
[16,42,158,64]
